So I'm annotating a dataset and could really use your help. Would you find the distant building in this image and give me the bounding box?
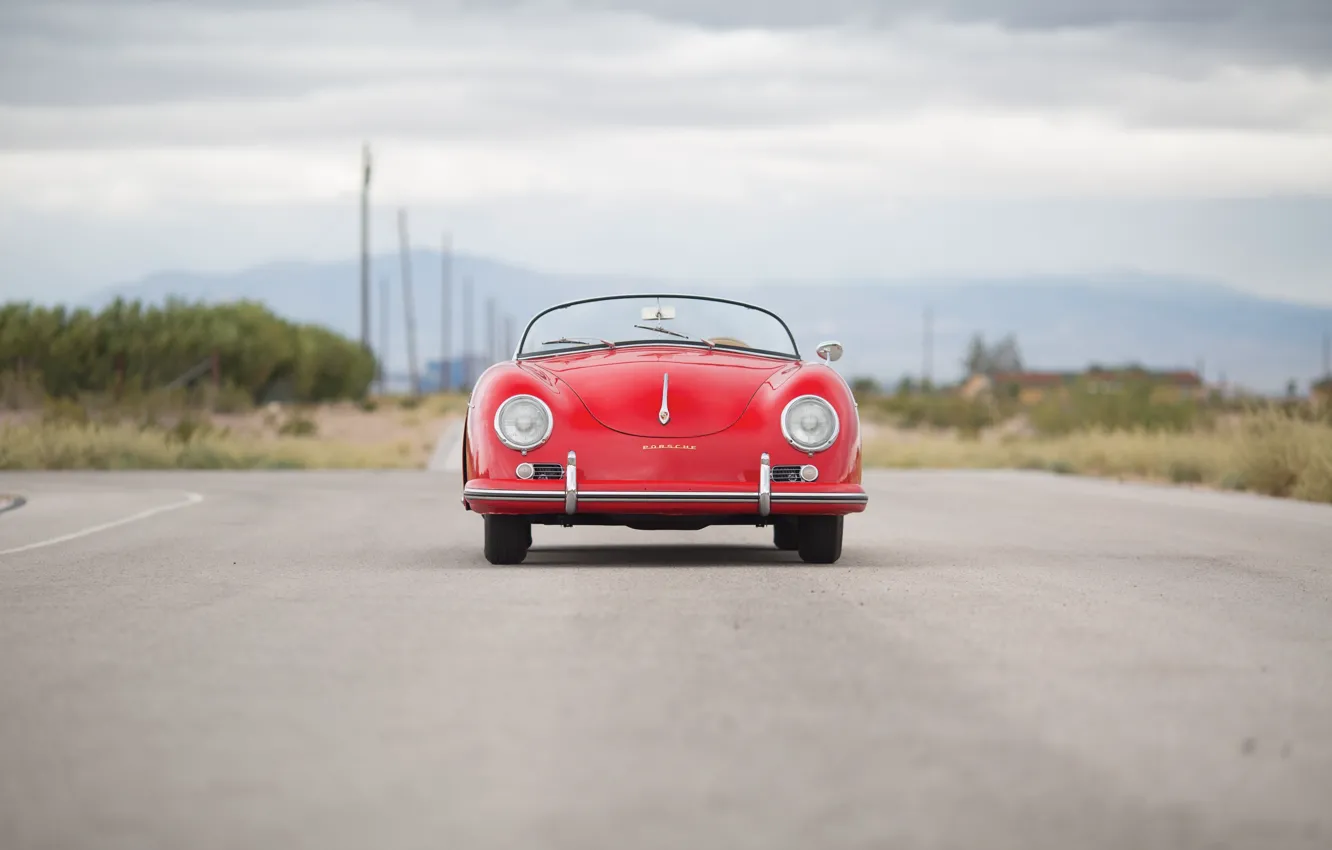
[959,367,1205,404]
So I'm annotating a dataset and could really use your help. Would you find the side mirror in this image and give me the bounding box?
[815,341,843,362]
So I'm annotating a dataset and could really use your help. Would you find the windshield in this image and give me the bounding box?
[518,295,800,359]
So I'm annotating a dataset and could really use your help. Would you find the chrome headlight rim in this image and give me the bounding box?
[493,394,554,452]
[780,394,840,453]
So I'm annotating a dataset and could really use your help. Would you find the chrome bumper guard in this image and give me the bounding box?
[565,450,578,515]
[464,451,867,515]
[758,452,771,517]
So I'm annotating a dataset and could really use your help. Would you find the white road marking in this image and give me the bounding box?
[429,420,466,473]
[0,491,205,556]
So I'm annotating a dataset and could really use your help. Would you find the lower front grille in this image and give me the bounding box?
[530,463,565,480]
[771,465,805,483]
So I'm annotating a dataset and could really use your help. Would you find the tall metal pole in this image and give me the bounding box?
[378,274,390,393]
[462,276,474,390]
[360,143,371,351]
[441,232,453,392]
[397,208,421,396]
[486,297,497,365]
[923,305,933,389]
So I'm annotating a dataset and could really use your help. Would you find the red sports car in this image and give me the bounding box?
[460,294,868,564]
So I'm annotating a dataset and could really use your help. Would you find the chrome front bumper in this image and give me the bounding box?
[463,451,869,516]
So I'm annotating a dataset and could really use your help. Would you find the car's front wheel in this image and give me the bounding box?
[773,518,799,551]
[796,515,843,564]
[484,515,531,565]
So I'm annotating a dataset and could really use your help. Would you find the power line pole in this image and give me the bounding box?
[397,208,421,396]
[1323,331,1330,377]
[441,232,453,392]
[486,296,497,365]
[462,275,474,390]
[504,314,515,360]
[360,143,371,352]
[378,274,390,394]
[923,305,933,390]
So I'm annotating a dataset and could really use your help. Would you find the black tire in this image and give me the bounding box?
[773,519,799,551]
[484,515,531,565]
[797,516,843,564]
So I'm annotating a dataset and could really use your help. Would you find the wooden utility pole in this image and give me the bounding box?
[1323,331,1330,377]
[378,274,390,393]
[397,209,421,396]
[441,232,453,392]
[360,143,371,352]
[923,305,933,390]
[486,297,497,364]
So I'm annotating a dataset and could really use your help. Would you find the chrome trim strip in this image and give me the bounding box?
[464,489,564,501]
[580,493,757,503]
[771,494,869,504]
[758,452,771,517]
[659,373,670,425]
[462,487,867,506]
[565,451,578,514]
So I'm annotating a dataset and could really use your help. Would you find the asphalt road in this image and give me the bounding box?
[1,469,1330,850]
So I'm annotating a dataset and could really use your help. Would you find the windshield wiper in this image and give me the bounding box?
[541,336,616,350]
[632,324,715,349]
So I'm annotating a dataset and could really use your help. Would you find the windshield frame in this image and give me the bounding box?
[515,293,802,361]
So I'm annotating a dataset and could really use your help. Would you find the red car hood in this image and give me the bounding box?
[525,346,795,438]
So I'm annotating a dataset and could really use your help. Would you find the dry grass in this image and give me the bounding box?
[0,393,468,471]
[863,408,1332,505]
[0,421,426,470]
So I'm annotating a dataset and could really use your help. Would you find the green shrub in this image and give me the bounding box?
[278,414,318,438]
[1028,380,1206,437]
[868,394,998,433]
[42,397,88,426]
[0,298,374,406]
[167,415,213,444]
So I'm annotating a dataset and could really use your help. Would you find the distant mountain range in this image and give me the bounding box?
[93,253,1332,394]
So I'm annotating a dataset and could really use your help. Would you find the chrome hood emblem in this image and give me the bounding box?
[659,373,670,425]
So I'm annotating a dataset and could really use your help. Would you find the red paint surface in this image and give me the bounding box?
[463,344,864,516]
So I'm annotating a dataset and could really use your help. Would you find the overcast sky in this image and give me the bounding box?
[2,0,1331,303]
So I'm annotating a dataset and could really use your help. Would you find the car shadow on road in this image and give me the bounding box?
[516,544,806,568]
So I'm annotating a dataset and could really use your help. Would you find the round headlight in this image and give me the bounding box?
[781,395,839,453]
[493,394,553,451]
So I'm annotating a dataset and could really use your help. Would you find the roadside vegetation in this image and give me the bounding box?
[1,297,475,470]
[1,298,376,405]
[856,385,1332,505]
[0,389,472,470]
[1,346,472,471]
[851,332,1332,505]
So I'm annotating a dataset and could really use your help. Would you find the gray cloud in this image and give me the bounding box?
[3,0,1330,146]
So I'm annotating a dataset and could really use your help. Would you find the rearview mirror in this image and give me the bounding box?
[815,341,843,362]
[641,305,675,321]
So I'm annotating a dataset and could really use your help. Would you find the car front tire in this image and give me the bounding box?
[773,519,799,551]
[796,515,843,564]
[484,515,531,565]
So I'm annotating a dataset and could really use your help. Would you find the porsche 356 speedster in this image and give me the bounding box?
[460,294,868,564]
